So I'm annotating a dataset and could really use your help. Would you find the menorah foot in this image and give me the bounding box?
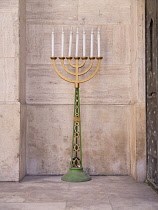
[61,168,92,182]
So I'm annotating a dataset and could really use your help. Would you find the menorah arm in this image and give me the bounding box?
[60,59,76,75]
[78,58,87,68]
[51,59,76,83]
[78,59,94,76]
[79,58,101,83]
[67,59,76,68]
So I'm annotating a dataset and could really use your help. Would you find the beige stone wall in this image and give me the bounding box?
[0,0,146,181]
[0,0,26,181]
[0,0,20,181]
[25,0,146,180]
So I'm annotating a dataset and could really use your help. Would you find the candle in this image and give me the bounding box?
[90,28,94,57]
[52,29,54,57]
[75,28,79,57]
[61,27,64,57]
[97,28,100,57]
[83,28,86,57]
[68,28,73,57]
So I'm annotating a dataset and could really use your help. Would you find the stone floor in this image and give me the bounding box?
[0,176,157,210]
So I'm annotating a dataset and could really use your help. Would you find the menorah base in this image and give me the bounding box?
[61,168,92,182]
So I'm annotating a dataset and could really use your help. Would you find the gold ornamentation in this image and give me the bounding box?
[74,132,80,138]
[72,157,80,167]
[75,122,80,126]
[74,117,80,121]
[51,57,102,88]
[74,144,80,152]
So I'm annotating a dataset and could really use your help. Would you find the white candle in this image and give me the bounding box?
[75,28,79,57]
[52,29,54,57]
[90,28,94,57]
[68,28,73,57]
[97,28,101,57]
[61,27,64,57]
[83,28,86,57]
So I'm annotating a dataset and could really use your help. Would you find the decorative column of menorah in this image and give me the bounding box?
[50,28,102,182]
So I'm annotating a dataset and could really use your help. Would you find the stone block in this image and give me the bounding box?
[0,0,18,13]
[0,103,20,181]
[26,0,78,25]
[26,104,130,175]
[0,58,19,102]
[78,0,131,25]
[0,13,19,58]
[113,25,130,64]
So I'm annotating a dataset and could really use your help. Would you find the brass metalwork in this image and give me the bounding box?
[50,57,57,60]
[74,117,80,121]
[74,144,80,152]
[75,122,80,126]
[72,157,81,168]
[74,132,80,138]
[81,57,88,60]
[51,57,102,88]
[66,57,73,59]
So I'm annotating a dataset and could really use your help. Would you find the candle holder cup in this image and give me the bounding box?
[50,56,103,182]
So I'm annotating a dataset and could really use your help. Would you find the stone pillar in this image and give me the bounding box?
[130,0,146,181]
[0,0,26,181]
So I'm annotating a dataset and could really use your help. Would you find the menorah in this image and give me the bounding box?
[50,28,102,182]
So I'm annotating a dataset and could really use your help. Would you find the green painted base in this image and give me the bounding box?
[61,168,92,182]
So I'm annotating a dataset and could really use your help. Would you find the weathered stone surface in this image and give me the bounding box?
[0,176,158,210]
[0,103,20,181]
[26,0,78,25]
[26,64,131,104]
[113,25,130,64]
[78,0,131,25]
[0,0,18,13]
[26,105,130,175]
[0,13,19,58]
[0,58,19,102]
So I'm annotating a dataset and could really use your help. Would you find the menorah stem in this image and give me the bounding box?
[61,87,91,182]
[71,87,82,168]
[75,58,79,88]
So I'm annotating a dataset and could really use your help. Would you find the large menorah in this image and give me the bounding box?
[50,28,102,182]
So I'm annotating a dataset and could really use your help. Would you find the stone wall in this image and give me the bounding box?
[0,0,146,181]
[25,0,146,179]
[0,0,26,181]
[0,0,20,181]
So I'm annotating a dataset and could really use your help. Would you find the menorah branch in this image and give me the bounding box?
[51,58,75,84]
[78,57,88,68]
[78,59,94,76]
[79,58,102,83]
[67,58,77,68]
[50,57,103,87]
[60,59,76,76]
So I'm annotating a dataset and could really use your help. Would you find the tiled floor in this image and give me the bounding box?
[0,176,157,210]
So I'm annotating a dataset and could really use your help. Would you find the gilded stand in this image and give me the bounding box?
[50,56,102,182]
